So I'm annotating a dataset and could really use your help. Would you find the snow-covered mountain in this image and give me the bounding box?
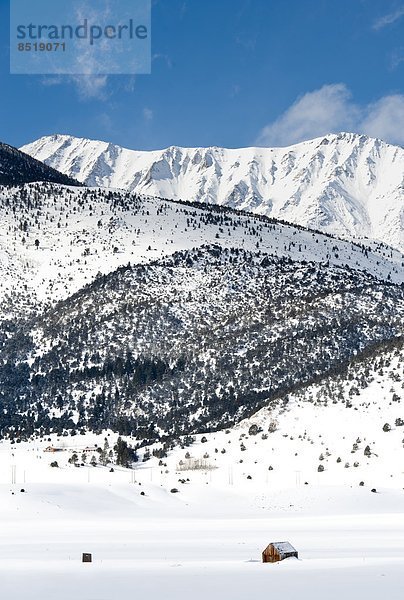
[22,132,404,251]
[0,182,402,324]
[0,178,402,448]
[1,241,403,440]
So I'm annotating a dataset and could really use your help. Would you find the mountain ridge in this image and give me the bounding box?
[21,132,404,251]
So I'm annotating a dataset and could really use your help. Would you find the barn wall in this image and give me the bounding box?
[262,546,281,563]
[262,545,298,563]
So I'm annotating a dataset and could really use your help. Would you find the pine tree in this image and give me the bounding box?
[115,436,135,467]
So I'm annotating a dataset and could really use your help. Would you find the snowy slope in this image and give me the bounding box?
[0,239,402,440]
[0,182,402,323]
[2,136,402,600]
[0,341,403,599]
[22,132,404,251]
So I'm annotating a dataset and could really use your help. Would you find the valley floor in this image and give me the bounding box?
[1,434,404,600]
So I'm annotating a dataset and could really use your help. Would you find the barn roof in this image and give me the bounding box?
[270,542,297,554]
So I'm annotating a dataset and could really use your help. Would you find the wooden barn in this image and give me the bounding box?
[262,541,298,563]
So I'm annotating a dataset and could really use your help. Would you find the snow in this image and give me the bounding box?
[0,183,402,322]
[21,132,404,252]
[1,504,403,600]
[1,466,404,600]
[0,136,402,598]
[270,541,297,554]
[1,351,403,599]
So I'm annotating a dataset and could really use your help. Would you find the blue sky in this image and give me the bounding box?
[2,0,404,150]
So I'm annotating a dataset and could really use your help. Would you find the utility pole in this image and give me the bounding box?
[11,465,16,485]
[228,466,233,486]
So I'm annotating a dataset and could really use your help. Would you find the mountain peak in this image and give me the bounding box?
[21,133,404,251]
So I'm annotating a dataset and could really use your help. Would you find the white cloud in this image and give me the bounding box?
[71,76,109,100]
[42,75,108,100]
[256,84,404,147]
[41,0,141,100]
[143,107,153,121]
[124,77,136,93]
[152,53,173,69]
[41,75,63,87]
[256,84,359,147]
[372,6,404,30]
[361,95,404,144]
[390,47,404,70]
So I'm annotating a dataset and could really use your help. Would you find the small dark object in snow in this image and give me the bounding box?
[171,488,179,493]
[371,488,377,493]
[109,468,114,472]
[247,475,252,480]
[359,481,365,486]
[140,491,145,496]
[20,488,25,493]
[248,424,261,436]
[82,553,92,563]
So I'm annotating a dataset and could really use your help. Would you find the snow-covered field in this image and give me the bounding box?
[1,364,403,600]
[1,484,403,600]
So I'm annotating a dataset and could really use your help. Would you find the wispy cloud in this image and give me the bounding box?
[73,76,109,100]
[256,84,404,147]
[124,77,136,93]
[143,107,153,121]
[372,6,404,30]
[152,53,173,69]
[41,0,146,100]
[42,74,109,100]
[390,47,404,70]
[257,84,358,147]
[230,84,241,98]
[179,1,188,18]
[361,94,404,143]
